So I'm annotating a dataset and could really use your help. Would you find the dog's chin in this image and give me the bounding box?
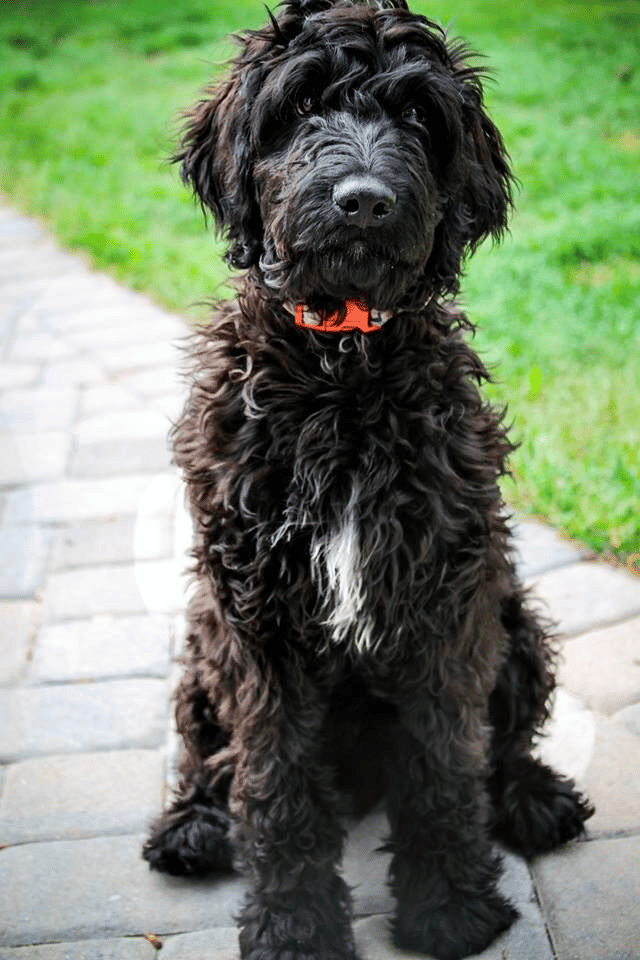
[290,242,420,309]
[321,244,392,295]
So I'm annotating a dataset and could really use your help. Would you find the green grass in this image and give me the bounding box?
[2,0,639,561]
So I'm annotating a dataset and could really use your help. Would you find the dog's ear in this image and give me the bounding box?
[452,52,515,251]
[460,80,514,251]
[173,46,266,269]
[426,49,514,296]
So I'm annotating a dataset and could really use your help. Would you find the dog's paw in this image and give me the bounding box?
[239,930,357,960]
[142,803,233,876]
[238,904,358,960]
[393,891,518,960]
[240,946,355,960]
[491,757,594,857]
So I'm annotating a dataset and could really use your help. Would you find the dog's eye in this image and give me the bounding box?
[296,94,321,117]
[401,105,427,125]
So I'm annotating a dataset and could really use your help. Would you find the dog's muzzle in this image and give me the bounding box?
[286,300,392,333]
[332,175,397,230]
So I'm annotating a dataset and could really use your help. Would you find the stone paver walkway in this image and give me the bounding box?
[1,204,639,960]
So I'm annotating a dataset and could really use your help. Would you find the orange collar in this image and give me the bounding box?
[289,300,391,333]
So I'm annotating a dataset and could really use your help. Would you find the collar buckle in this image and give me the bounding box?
[291,300,391,333]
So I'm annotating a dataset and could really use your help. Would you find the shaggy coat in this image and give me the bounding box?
[143,2,593,959]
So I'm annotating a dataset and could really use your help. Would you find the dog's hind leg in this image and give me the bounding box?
[143,657,235,876]
[386,692,518,960]
[488,588,594,856]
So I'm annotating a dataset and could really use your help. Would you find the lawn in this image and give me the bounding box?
[1,0,639,562]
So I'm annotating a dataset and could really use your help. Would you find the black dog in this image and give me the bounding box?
[143,2,593,958]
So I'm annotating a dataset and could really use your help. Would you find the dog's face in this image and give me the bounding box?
[177,0,513,312]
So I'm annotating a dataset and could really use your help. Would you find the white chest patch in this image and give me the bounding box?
[311,508,375,654]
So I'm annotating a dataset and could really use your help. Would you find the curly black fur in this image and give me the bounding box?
[143,2,593,958]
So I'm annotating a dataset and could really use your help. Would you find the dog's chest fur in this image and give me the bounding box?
[265,336,452,655]
[309,492,375,653]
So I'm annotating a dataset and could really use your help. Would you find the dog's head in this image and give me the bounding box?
[176,0,513,315]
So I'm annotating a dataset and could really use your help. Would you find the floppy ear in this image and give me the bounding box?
[457,68,514,250]
[174,44,266,269]
[426,50,514,297]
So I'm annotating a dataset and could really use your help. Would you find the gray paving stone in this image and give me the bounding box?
[70,436,172,478]
[163,659,185,794]
[65,319,170,351]
[73,410,169,443]
[512,518,586,579]
[31,613,172,682]
[0,938,153,959]
[9,331,75,364]
[0,750,163,844]
[618,701,640,737]
[575,711,640,837]
[535,688,596,785]
[30,275,133,319]
[539,686,639,836]
[155,929,239,959]
[497,849,537,904]
[52,514,174,569]
[42,565,146,619]
[136,559,187,618]
[0,600,41,685]
[0,283,23,324]
[0,240,39,261]
[559,617,640,714]
[35,303,135,335]
[343,810,394,917]
[80,383,143,417]
[0,526,54,599]
[353,914,422,960]
[119,365,182,398]
[0,679,167,761]
[0,235,72,261]
[3,474,164,524]
[39,356,106,388]
[126,306,184,340]
[150,391,187,421]
[528,561,640,637]
[0,387,77,432]
[532,835,640,960]
[39,300,182,339]
[0,210,42,241]
[0,363,40,390]
[8,310,40,336]
[0,431,69,485]
[43,560,182,619]
[101,342,176,375]
[0,252,77,287]
[0,834,246,947]
[0,284,51,326]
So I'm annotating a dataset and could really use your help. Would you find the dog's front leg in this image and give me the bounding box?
[385,692,518,960]
[231,670,357,960]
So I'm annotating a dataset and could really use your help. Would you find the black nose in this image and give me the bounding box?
[332,175,397,228]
